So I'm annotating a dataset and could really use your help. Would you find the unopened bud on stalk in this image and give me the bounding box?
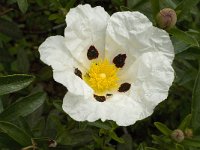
[171,129,184,143]
[156,8,177,30]
[185,128,193,138]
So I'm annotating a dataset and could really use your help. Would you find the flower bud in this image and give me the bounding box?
[156,8,177,30]
[171,129,184,143]
[184,128,193,138]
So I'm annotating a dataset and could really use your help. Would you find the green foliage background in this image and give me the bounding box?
[0,0,200,149]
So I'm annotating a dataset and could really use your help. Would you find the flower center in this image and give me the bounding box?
[84,59,119,95]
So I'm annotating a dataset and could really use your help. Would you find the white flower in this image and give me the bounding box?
[39,4,174,126]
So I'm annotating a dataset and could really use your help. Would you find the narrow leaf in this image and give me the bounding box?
[0,18,22,39]
[169,28,199,47]
[137,143,146,150]
[0,74,35,96]
[175,0,200,19]
[0,98,3,113]
[176,144,185,150]
[150,0,160,20]
[151,135,163,145]
[53,100,63,112]
[88,121,112,130]
[0,92,46,121]
[170,36,191,54]
[131,0,149,8]
[183,138,200,147]
[57,129,93,146]
[0,133,21,149]
[117,134,132,150]
[160,0,176,9]
[65,0,76,11]
[17,0,29,13]
[18,117,33,137]
[178,114,192,130]
[191,67,200,131]
[145,147,158,150]
[0,121,31,146]
[110,131,124,143]
[154,122,172,136]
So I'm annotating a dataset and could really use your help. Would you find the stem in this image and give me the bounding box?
[123,127,128,134]
[0,8,13,16]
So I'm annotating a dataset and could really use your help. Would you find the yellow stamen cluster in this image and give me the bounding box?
[84,59,119,95]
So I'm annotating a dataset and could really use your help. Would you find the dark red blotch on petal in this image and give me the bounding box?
[94,94,106,102]
[118,83,131,92]
[87,45,99,60]
[74,68,82,79]
[106,94,112,97]
[113,54,126,68]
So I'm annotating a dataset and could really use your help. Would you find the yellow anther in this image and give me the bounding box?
[84,59,119,95]
[99,73,106,78]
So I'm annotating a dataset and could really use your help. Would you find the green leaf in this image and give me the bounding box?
[154,122,172,136]
[52,100,63,112]
[120,6,132,11]
[0,133,21,149]
[137,143,146,150]
[183,138,200,147]
[150,0,159,20]
[46,113,65,135]
[117,134,132,150]
[130,0,149,9]
[109,131,124,143]
[176,144,185,150]
[65,0,76,11]
[111,0,124,7]
[176,47,200,61]
[0,18,22,40]
[17,0,29,13]
[169,28,199,47]
[160,0,176,9]
[0,121,31,146]
[145,147,159,150]
[175,0,200,19]
[56,129,93,146]
[191,67,200,131]
[16,49,30,73]
[48,14,60,21]
[17,117,33,137]
[170,36,191,54]
[0,74,35,96]
[178,114,192,130]
[0,98,3,113]
[35,0,45,6]
[151,135,163,145]
[88,120,112,130]
[0,92,46,121]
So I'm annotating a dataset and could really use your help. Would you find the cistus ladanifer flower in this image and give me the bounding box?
[39,4,174,126]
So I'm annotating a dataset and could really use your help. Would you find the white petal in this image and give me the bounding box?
[39,36,93,97]
[151,27,174,64]
[53,70,93,98]
[105,11,174,71]
[127,52,174,112]
[39,36,74,71]
[65,4,110,68]
[62,92,146,126]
